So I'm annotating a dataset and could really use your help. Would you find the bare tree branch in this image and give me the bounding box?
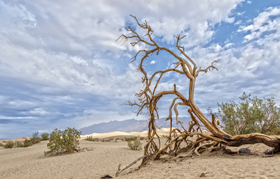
[116,15,280,169]
[196,59,220,76]
[114,155,146,177]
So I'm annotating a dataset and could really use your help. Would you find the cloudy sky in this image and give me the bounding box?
[1,0,279,139]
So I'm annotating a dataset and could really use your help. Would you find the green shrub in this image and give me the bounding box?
[140,137,145,140]
[127,136,142,150]
[208,92,280,135]
[15,141,24,147]
[41,133,49,140]
[124,137,137,141]
[44,127,81,156]
[0,143,3,147]
[85,136,99,141]
[85,136,93,141]
[4,141,14,148]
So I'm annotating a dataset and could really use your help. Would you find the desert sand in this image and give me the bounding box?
[0,129,280,179]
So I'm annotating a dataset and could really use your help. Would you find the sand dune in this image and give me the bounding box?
[81,128,175,139]
[0,136,30,143]
[0,129,280,178]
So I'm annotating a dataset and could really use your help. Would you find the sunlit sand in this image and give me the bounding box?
[0,129,279,178]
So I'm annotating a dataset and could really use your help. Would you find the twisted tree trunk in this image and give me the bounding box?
[117,15,280,166]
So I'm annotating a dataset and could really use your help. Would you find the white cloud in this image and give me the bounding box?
[224,17,235,23]
[236,12,245,16]
[11,0,243,50]
[234,20,242,25]
[0,0,244,99]
[224,43,234,48]
[6,0,280,139]
[187,31,280,110]
[240,7,280,42]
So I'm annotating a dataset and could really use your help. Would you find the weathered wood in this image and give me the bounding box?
[114,155,146,177]
[117,15,280,168]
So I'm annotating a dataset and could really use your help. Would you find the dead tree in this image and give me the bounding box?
[117,15,280,164]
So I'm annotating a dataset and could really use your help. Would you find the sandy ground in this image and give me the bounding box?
[0,130,280,179]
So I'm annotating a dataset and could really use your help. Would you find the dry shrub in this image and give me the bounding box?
[127,136,142,150]
[4,141,14,148]
[15,141,24,147]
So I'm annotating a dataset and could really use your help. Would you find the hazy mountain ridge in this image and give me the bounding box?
[80,116,198,135]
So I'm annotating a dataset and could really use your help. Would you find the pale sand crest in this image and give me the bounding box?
[80,128,174,140]
[0,129,280,179]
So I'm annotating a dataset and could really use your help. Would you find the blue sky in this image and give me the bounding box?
[0,0,279,139]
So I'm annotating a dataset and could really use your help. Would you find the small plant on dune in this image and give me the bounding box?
[85,136,93,141]
[105,139,112,142]
[0,143,3,147]
[23,139,32,147]
[85,136,99,141]
[101,138,112,142]
[127,136,142,151]
[44,127,81,156]
[15,141,24,147]
[31,131,41,144]
[124,137,137,141]
[4,141,14,148]
[41,133,49,140]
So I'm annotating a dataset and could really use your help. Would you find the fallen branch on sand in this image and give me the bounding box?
[114,155,146,177]
[101,155,146,178]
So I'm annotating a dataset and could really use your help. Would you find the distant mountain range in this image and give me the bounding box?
[79,116,206,135]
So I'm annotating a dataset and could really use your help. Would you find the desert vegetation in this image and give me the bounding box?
[124,137,138,141]
[127,136,143,150]
[208,92,280,136]
[85,136,99,141]
[0,131,44,149]
[3,141,15,148]
[0,141,25,148]
[101,138,113,142]
[23,131,42,147]
[116,14,280,170]
[41,133,49,140]
[44,127,81,156]
[15,141,24,147]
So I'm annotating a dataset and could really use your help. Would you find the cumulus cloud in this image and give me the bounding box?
[224,17,235,23]
[239,6,280,42]
[2,0,279,139]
